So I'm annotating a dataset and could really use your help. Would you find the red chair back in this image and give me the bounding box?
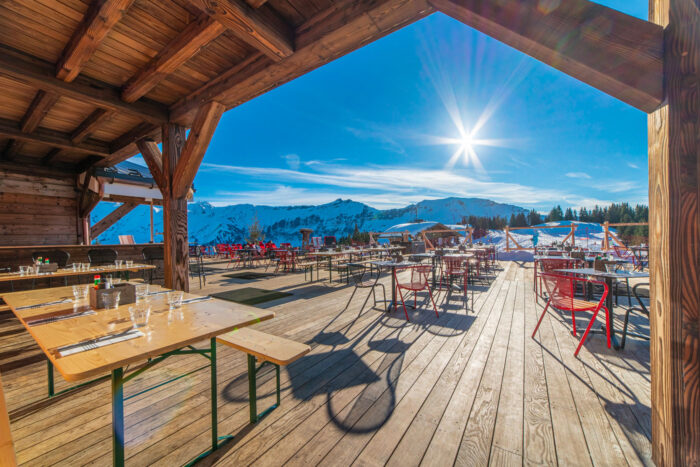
[539,258,582,273]
[397,265,431,289]
[444,257,466,274]
[540,273,576,310]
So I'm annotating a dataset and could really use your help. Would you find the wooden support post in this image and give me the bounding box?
[603,221,610,250]
[649,1,699,465]
[162,124,189,292]
[570,224,576,247]
[150,199,154,243]
[505,226,510,252]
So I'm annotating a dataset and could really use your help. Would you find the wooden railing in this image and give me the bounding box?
[503,222,648,252]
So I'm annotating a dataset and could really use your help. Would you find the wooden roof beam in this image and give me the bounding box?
[121,14,225,103]
[107,123,160,165]
[171,0,434,124]
[71,109,112,144]
[136,139,168,194]
[0,117,111,157]
[430,0,664,113]
[0,45,170,125]
[21,90,60,133]
[91,202,138,239]
[172,101,224,198]
[56,0,137,82]
[186,0,294,61]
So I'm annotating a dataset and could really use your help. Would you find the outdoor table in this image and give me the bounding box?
[553,268,649,350]
[0,264,155,287]
[2,284,274,466]
[369,261,418,310]
[308,251,351,282]
[409,253,438,286]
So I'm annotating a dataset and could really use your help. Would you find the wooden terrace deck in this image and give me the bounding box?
[0,261,651,465]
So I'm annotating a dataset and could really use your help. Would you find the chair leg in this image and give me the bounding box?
[532,300,551,338]
[379,284,387,312]
[397,286,409,321]
[571,311,577,336]
[427,287,439,317]
[574,305,607,357]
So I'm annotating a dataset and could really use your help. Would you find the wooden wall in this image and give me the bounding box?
[0,169,79,246]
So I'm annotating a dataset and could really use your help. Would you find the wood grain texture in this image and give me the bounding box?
[135,139,167,194]
[186,0,293,60]
[55,0,137,82]
[20,90,59,133]
[161,123,189,292]
[0,373,16,467]
[170,0,434,124]
[648,1,699,466]
[171,101,224,198]
[0,117,110,156]
[121,14,225,103]
[70,109,111,144]
[89,202,137,239]
[0,45,170,125]
[217,327,310,365]
[107,122,160,163]
[430,0,663,113]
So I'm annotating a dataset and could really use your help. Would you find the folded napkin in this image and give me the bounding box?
[58,329,144,357]
[26,309,96,326]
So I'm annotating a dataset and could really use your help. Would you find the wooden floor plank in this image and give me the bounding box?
[0,261,651,466]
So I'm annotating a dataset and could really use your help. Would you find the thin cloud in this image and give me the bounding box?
[627,162,640,169]
[282,154,300,170]
[565,172,591,179]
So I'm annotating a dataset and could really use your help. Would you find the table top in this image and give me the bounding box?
[444,253,476,258]
[554,268,650,279]
[0,264,156,283]
[370,261,419,268]
[2,284,274,382]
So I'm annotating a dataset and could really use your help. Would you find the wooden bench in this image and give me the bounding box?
[296,262,316,281]
[217,328,310,423]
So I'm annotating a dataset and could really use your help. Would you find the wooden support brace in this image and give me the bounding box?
[90,202,137,239]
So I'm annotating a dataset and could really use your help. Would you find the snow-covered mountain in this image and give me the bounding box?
[91,197,528,246]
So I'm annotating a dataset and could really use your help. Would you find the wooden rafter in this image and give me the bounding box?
[135,139,168,194]
[0,117,111,156]
[40,148,63,165]
[90,202,137,239]
[20,90,59,133]
[430,0,664,112]
[121,14,225,103]
[108,123,161,161]
[71,109,112,144]
[246,0,268,7]
[0,45,170,125]
[186,0,293,61]
[74,155,104,174]
[171,0,434,124]
[56,0,137,82]
[171,101,224,198]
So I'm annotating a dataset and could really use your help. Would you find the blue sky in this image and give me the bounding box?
[132,1,649,211]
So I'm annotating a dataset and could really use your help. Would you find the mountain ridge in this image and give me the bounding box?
[91,197,528,245]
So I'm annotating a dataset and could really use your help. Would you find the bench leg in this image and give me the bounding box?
[247,354,281,424]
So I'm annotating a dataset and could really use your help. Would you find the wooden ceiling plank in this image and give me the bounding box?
[171,0,433,124]
[121,14,226,103]
[136,138,168,194]
[56,0,138,82]
[41,148,63,165]
[171,101,224,198]
[0,45,170,124]
[0,117,111,156]
[109,122,160,155]
[20,90,60,133]
[185,0,294,61]
[430,0,663,113]
[71,109,113,144]
[75,155,105,174]
[90,202,137,238]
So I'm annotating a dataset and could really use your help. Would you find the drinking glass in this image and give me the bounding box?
[72,284,89,302]
[71,263,78,272]
[82,262,91,271]
[129,303,151,328]
[114,260,124,268]
[125,260,134,268]
[135,284,149,302]
[604,263,617,273]
[103,291,121,310]
[19,265,28,276]
[167,291,184,310]
[621,262,634,273]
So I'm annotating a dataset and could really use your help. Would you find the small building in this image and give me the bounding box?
[380,221,463,247]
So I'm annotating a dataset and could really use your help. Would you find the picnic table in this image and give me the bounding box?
[0,263,155,284]
[554,268,649,350]
[2,284,274,466]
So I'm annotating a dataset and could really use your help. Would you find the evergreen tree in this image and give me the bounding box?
[564,207,574,220]
[246,214,265,243]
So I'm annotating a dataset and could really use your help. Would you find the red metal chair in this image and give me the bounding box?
[535,258,583,297]
[532,272,610,357]
[394,265,438,321]
[438,257,470,308]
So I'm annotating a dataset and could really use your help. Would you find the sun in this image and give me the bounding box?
[460,134,473,152]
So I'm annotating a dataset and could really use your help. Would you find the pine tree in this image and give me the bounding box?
[246,214,265,243]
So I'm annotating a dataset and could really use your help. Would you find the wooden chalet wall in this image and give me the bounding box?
[0,169,79,246]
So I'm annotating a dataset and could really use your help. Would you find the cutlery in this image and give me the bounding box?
[17,298,72,310]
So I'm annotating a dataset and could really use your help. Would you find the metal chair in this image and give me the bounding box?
[87,249,118,266]
[344,263,386,312]
[394,265,438,321]
[620,282,650,349]
[31,250,70,268]
[438,256,470,309]
[532,272,610,357]
[142,246,164,284]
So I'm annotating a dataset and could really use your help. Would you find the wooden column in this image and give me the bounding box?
[162,124,189,292]
[648,0,699,465]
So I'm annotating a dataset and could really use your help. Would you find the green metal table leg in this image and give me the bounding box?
[112,368,125,467]
[248,354,257,424]
[210,337,217,451]
[47,359,54,397]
